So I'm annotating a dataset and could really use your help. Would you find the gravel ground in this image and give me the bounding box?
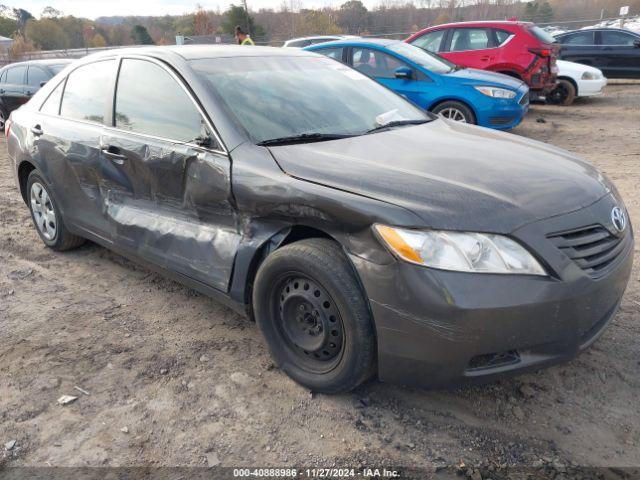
[1,81,639,473]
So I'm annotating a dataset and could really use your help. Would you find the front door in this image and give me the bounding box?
[100,57,238,291]
[598,30,640,78]
[349,47,433,109]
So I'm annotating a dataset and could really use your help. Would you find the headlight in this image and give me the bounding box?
[474,86,517,99]
[581,71,601,80]
[375,225,546,275]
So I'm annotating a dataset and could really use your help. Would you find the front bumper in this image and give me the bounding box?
[351,195,634,389]
[476,87,529,131]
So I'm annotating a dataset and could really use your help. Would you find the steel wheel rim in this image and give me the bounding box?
[275,274,344,373]
[30,182,57,241]
[439,107,467,122]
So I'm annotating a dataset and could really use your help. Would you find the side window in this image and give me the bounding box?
[600,30,636,46]
[40,80,65,116]
[6,66,27,84]
[60,60,114,124]
[411,30,446,52]
[115,58,205,143]
[450,28,491,52]
[316,47,343,61]
[27,66,50,87]
[352,48,407,79]
[0,70,6,83]
[562,31,595,45]
[495,29,512,46]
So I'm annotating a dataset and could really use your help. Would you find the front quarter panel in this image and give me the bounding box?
[227,141,424,304]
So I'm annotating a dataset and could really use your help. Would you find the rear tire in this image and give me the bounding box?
[252,238,376,393]
[431,101,476,124]
[0,106,7,132]
[27,170,85,251]
[547,79,576,106]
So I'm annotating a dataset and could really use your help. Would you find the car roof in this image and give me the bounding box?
[78,45,314,63]
[556,27,640,37]
[307,38,399,48]
[286,35,346,42]
[3,58,73,68]
[424,20,533,29]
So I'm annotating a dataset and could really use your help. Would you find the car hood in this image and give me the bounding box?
[269,119,610,232]
[445,67,526,90]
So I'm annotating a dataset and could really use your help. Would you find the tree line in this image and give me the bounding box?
[1,0,638,57]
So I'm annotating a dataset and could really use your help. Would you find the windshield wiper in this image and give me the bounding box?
[365,119,430,134]
[256,133,355,146]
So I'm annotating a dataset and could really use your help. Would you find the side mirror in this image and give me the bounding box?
[394,66,413,80]
[40,81,47,87]
[634,40,640,48]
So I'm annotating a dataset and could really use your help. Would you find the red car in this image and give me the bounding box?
[406,21,559,98]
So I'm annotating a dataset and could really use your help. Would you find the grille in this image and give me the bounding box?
[547,225,628,278]
[519,92,529,106]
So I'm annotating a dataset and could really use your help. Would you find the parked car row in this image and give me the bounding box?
[1,22,634,134]
[6,43,633,394]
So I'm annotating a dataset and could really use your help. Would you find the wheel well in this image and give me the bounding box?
[243,226,335,317]
[17,161,36,203]
[558,76,578,95]
[497,70,522,80]
[429,98,477,123]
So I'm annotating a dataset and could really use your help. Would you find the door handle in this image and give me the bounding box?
[31,125,43,136]
[101,145,127,164]
[480,56,492,61]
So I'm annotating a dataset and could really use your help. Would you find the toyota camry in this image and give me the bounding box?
[6,46,633,393]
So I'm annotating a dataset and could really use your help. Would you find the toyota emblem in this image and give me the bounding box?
[611,207,626,233]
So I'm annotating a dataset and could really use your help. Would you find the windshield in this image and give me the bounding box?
[387,42,456,73]
[528,26,557,44]
[190,56,428,144]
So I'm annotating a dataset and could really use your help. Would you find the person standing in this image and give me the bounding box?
[235,26,255,45]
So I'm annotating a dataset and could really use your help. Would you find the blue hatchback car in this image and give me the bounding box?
[305,39,529,130]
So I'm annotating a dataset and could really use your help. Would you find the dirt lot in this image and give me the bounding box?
[1,81,639,473]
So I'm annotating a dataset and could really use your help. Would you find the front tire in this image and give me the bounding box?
[547,79,576,106]
[27,170,85,251]
[431,101,476,124]
[252,238,376,393]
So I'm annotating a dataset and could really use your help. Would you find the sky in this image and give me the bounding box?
[7,0,349,19]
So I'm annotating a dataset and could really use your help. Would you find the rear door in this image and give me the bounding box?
[100,57,237,291]
[25,65,52,99]
[597,30,640,78]
[32,59,116,235]
[1,65,28,113]
[557,31,600,67]
[442,27,496,69]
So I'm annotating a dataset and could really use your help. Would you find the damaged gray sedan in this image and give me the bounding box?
[6,46,633,393]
